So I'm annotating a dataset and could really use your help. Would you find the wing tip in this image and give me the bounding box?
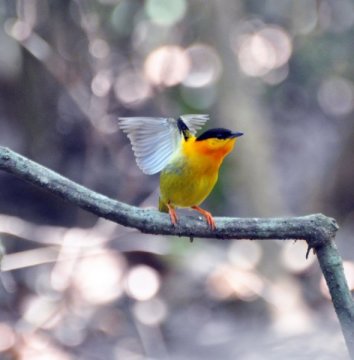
[180,113,210,118]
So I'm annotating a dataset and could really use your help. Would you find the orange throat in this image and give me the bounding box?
[188,138,236,167]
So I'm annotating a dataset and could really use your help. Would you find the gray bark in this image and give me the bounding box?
[0,146,353,358]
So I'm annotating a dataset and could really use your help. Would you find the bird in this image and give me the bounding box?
[118,115,243,230]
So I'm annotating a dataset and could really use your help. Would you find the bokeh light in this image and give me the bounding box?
[281,241,316,274]
[89,38,110,59]
[72,250,125,304]
[21,295,61,329]
[262,64,289,85]
[269,278,313,335]
[183,44,222,88]
[17,334,71,360]
[145,0,187,27]
[114,69,152,107]
[91,70,112,97]
[317,77,354,116]
[91,114,119,134]
[0,323,15,352]
[132,297,167,326]
[144,45,190,87]
[228,240,262,270]
[207,265,264,301]
[125,265,160,301]
[235,25,292,78]
[5,19,32,41]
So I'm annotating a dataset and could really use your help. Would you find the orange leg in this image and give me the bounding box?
[192,206,216,230]
[167,203,178,226]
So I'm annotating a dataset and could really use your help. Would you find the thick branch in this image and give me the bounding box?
[1,146,354,358]
[0,147,337,244]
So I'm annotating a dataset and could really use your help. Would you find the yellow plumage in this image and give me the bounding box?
[159,135,237,211]
[118,115,242,229]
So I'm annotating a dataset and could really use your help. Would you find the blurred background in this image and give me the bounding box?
[0,0,353,359]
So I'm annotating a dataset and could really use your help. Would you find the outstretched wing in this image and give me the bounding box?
[180,114,209,135]
[118,115,209,174]
[118,117,178,175]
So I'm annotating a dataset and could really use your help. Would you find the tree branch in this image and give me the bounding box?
[0,147,338,242]
[0,146,354,358]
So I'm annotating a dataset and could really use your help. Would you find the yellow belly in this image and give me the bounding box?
[159,153,219,208]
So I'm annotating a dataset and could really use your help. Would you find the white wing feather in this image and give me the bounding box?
[180,114,209,134]
[118,115,209,174]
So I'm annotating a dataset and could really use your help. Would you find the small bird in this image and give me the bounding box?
[118,115,243,229]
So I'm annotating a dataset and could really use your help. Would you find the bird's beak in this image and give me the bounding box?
[230,132,244,138]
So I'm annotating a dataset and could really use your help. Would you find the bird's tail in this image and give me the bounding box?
[158,197,169,213]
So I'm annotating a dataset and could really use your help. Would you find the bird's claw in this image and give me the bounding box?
[205,212,216,230]
[192,206,216,230]
[167,203,178,226]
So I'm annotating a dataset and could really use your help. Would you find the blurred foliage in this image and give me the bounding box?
[0,0,353,359]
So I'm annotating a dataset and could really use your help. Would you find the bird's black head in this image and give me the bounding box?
[196,128,243,141]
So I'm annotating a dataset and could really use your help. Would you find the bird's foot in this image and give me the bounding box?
[167,203,178,226]
[192,206,216,230]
